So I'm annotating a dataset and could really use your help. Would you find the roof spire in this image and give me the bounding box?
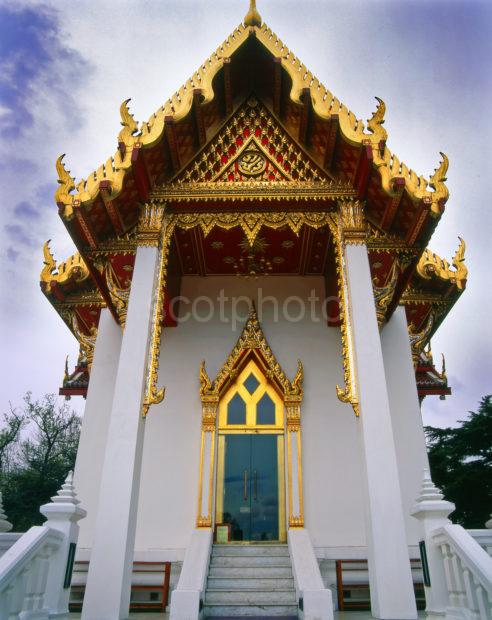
[244,0,262,27]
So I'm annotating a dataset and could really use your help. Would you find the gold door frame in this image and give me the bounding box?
[215,358,286,542]
[196,306,305,533]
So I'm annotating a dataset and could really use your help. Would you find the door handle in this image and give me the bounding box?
[254,470,257,501]
[243,470,248,501]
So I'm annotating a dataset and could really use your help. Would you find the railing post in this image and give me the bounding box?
[411,468,455,618]
[40,471,86,618]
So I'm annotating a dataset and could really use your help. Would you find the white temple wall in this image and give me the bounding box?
[381,306,429,545]
[75,278,427,561]
[134,276,367,557]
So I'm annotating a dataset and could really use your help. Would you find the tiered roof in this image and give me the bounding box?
[42,2,466,401]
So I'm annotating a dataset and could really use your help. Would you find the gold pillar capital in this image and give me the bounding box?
[337,199,367,245]
[136,203,166,247]
[285,397,301,433]
[201,397,219,432]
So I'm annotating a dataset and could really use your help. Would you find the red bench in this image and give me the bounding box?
[69,560,171,612]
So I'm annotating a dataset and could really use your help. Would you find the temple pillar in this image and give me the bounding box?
[74,308,122,549]
[381,306,430,540]
[81,206,165,620]
[338,200,417,620]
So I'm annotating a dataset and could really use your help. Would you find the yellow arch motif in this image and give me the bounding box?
[218,358,284,432]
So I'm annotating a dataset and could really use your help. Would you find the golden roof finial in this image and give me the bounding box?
[244,0,262,27]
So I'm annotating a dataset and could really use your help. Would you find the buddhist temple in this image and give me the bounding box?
[39,2,469,618]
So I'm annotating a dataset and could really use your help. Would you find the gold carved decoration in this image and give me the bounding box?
[338,199,366,245]
[244,0,262,27]
[41,242,90,293]
[137,203,165,247]
[119,98,139,146]
[141,215,173,417]
[54,290,105,309]
[54,155,76,213]
[201,306,303,398]
[59,310,97,370]
[428,153,449,207]
[408,313,434,367]
[171,210,330,247]
[105,262,130,328]
[373,261,399,328]
[416,237,467,290]
[366,97,388,144]
[238,150,267,176]
[85,232,136,257]
[152,180,354,203]
[326,215,359,417]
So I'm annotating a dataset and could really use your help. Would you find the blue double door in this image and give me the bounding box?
[221,434,281,542]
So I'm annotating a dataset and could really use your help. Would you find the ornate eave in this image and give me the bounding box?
[415,346,451,403]
[59,355,90,399]
[401,237,467,355]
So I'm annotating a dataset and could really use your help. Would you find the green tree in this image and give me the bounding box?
[0,405,25,477]
[425,395,492,528]
[1,393,81,531]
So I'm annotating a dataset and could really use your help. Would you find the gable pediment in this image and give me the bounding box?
[171,97,330,186]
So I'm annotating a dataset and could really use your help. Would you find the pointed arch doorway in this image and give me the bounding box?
[217,358,285,542]
[197,307,305,543]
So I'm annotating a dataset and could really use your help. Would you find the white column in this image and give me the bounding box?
[381,306,429,542]
[74,308,122,550]
[344,240,417,619]
[81,244,160,620]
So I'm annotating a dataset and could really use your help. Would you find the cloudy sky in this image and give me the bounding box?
[0,0,490,427]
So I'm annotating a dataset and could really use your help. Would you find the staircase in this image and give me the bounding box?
[204,543,298,617]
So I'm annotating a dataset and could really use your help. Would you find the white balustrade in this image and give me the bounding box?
[0,472,86,619]
[412,469,492,620]
[0,526,62,619]
[468,530,492,557]
[432,524,492,620]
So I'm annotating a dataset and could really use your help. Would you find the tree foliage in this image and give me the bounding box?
[0,393,80,532]
[425,395,492,528]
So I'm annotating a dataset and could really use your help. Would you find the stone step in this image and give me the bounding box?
[210,555,292,568]
[203,603,298,617]
[209,566,293,578]
[212,544,289,557]
[207,576,295,590]
[205,589,297,605]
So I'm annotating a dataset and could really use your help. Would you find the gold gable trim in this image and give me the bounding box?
[200,305,303,401]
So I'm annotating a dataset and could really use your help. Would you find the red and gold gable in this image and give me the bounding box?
[172,97,328,186]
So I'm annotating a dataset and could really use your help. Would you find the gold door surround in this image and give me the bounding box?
[196,305,305,532]
[216,359,286,542]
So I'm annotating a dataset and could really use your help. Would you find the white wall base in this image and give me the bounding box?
[169,529,212,620]
[288,528,333,620]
